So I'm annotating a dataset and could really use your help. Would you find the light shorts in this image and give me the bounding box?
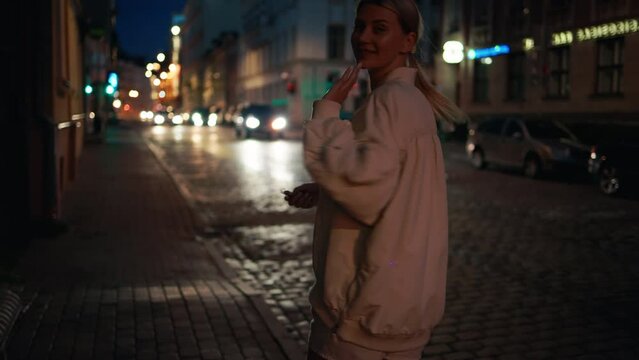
[307,318,425,360]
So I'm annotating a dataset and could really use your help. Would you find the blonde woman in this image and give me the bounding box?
[283,0,464,358]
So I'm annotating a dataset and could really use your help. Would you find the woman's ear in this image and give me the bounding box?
[401,32,417,54]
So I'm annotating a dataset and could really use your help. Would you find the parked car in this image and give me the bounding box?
[588,131,639,196]
[234,103,288,139]
[466,116,590,178]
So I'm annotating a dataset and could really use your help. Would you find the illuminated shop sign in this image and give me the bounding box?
[551,18,638,46]
[467,45,510,60]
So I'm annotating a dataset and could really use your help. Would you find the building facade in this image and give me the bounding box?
[5,0,116,240]
[180,0,242,112]
[237,0,368,128]
[435,0,639,127]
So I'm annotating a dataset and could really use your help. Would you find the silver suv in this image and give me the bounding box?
[466,116,590,178]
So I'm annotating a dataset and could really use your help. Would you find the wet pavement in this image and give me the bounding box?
[145,124,639,359]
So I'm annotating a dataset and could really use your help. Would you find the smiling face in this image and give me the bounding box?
[351,3,416,73]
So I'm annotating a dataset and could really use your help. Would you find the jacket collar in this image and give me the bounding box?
[382,67,417,84]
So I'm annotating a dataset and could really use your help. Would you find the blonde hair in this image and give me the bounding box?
[356,0,467,125]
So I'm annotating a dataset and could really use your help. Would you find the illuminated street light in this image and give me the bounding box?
[128,90,139,98]
[157,53,166,62]
[153,78,161,86]
[442,41,465,64]
[171,26,181,36]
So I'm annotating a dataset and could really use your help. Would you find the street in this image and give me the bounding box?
[144,124,639,359]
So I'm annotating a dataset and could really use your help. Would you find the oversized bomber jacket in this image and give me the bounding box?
[303,67,449,352]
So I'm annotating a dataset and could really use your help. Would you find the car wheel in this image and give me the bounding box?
[523,155,541,178]
[471,149,486,169]
[599,165,620,195]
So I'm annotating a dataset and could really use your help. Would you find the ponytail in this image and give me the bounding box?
[408,54,467,127]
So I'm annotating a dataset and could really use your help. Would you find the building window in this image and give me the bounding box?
[507,53,525,101]
[506,0,525,38]
[596,37,624,95]
[327,25,345,59]
[548,0,572,27]
[547,47,570,98]
[595,0,628,21]
[473,60,490,103]
[472,0,490,27]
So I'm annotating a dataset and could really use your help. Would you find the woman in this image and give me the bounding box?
[283,0,464,359]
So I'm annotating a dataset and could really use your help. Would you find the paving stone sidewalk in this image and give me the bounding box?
[4,126,303,360]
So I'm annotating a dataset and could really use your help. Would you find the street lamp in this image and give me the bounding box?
[171,26,181,36]
[157,53,166,62]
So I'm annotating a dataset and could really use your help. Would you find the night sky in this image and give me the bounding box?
[115,0,186,62]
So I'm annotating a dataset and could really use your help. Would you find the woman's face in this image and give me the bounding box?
[351,4,415,71]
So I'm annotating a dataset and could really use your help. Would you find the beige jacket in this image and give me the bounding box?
[303,67,448,352]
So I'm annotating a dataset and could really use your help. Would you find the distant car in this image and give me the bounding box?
[466,116,590,178]
[234,104,288,139]
[588,135,639,196]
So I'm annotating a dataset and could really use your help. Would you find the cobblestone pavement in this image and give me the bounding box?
[147,126,639,359]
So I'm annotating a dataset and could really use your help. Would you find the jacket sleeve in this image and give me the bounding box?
[303,92,401,225]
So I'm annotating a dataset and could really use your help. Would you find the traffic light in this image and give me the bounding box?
[286,79,296,94]
[106,71,118,96]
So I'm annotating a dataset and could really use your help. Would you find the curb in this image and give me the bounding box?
[141,131,306,360]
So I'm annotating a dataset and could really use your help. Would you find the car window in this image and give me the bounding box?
[477,118,505,135]
[242,105,273,119]
[525,120,574,140]
[504,120,522,137]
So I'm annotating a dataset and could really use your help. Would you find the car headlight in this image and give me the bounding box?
[271,116,287,130]
[208,113,218,127]
[246,116,260,129]
[193,117,204,127]
[192,112,203,122]
[172,115,184,125]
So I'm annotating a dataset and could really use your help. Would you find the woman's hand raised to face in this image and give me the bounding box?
[282,183,319,209]
[322,63,362,105]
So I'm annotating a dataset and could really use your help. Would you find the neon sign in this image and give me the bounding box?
[551,18,638,46]
[467,45,510,60]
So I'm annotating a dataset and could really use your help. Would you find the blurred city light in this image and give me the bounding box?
[84,85,93,95]
[128,90,139,98]
[171,26,181,36]
[153,78,161,86]
[160,72,168,80]
[159,90,166,98]
[443,41,464,64]
[157,53,166,62]
[145,70,152,78]
[112,99,122,108]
